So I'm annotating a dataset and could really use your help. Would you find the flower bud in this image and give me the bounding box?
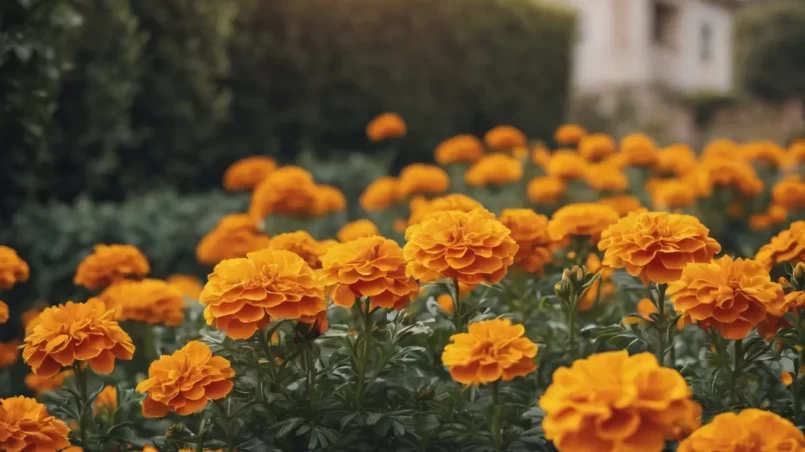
[792,262,805,289]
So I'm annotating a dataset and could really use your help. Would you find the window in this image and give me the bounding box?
[700,23,713,62]
[652,2,679,49]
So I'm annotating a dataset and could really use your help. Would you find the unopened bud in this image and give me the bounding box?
[793,262,805,289]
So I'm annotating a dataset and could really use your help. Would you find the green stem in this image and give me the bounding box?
[356,297,372,408]
[196,414,207,452]
[73,363,89,448]
[731,338,743,404]
[213,400,235,452]
[491,381,502,452]
[655,283,667,367]
[795,365,802,424]
[305,346,315,405]
[568,294,577,359]
[452,278,463,332]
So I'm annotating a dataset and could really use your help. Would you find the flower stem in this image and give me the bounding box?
[731,338,743,404]
[567,294,577,359]
[356,297,372,408]
[452,278,463,332]
[196,414,207,452]
[491,381,502,452]
[304,346,315,405]
[655,283,667,367]
[73,363,89,448]
[795,365,802,424]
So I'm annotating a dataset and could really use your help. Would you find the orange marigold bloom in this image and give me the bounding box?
[531,143,552,167]
[484,125,527,150]
[547,203,620,242]
[437,294,454,313]
[404,208,518,285]
[578,133,616,162]
[93,386,117,416]
[398,164,450,197]
[22,300,135,377]
[583,163,628,192]
[677,409,805,452]
[359,177,402,211]
[701,138,738,161]
[527,176,567,205]
[464,153,523,186]
[407,193,483,227]
[656,144,697,176]
[668,256,783,339]
[74,244,149,291]
[0,301,7,324]
[136,341,234,418]
[196,214,271,266]
[546,150,589,180]
[499,209,552,274]
[0,246,29,290]
[100,279,186,326]
[366,112,406,142]
[442,318,537,385]
[222,156,276,191]
[268,230,324,269]
[250,166,322,218]
[741,140,786,167]
[773,175,805,210]
[200,248,326,339]
[167,274,204,299]
[24,370,73,394]
[555,124,587,146]
[750,214,772,231]
[540,351,701,452]
[316,184,346,214]
[782,371,794,386]
[0,340,21,368]
[755,221,805,269]
[435,135,484,165]
[336,219,379,243]
[0,396,71,452]
[768,204,789,225]
[697,157,764,197]
[21,305,45,334]
[321,236,418,310]
[599,195,645,217]
[620,133,659,167]
[789,139,805,163]
[650,178,697,210]
[599,212,721,284]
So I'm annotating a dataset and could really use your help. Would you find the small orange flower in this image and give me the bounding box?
[578,133,616,162]
[404,208,518,285]
[655,144,697,176]
[167,274,204,299]
[0,396,71,452]
[484,125,527,150]
[316,184,346,214]
[22,299,135,377]
[750,213,772,231]
[437,294,454,313]
[499,209,552,275]
[359,177,402,211]
[464,153,523,186]
[435,135,484,165]
[222,156,276,191]
[578,254,616,311]
[321,236,418,310]
[442,318,537,385]
[24,370,73,394]
[599,195,645,217]
[620,133,659,167]
[0,246,29,290]
[541,351,701,452]
[136,341,234,417]
[773,175,805,210]
[531,143,552,167]
[366,112,406,142]
[250,166,322,218]
[668,256,783,339]
[406,194,483,226]
[196,214,270,266]
[554,124,587,146]
[583,163,628,192]
[398,164,450,197]
[0,301,7,324]
[200,248,326,339]
[93,386,117,416]
[755,221,805,269]
[527,176,567,205]
[0,340,20,368]
[546,150,588,180]
[650,178,697,210]
[741,140,786,167]
[547,203,620,242]
[598,211,721,284]
[697,157,763,197]
[701,138,737,160]
[100,279,186,326]
[337,219,380,242]
[268,230,325,269]
[789,139,805,164]
[677,409,805,452]
[622,298,686,329]
[781,372,794,386]
[74,244,149,291]
[768,204,789,225]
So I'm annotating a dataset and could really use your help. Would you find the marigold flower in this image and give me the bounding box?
[773,175,805,210]
[337,219,380,243]
[222,156,276,191]
[196,214,270,266]
[0,301,7,324]
[167,274,204,299]
[578,133,616,162]
[200,248,326,339]
[781,372,794,386]
[407,194,483,227]
[437,294,454,313]
[583,163,628,192]
[755,221,805,269]
[741,140,786,167]
[768,204,789,225]
[555,124,587,146]
[697,157,763,197]
[250,166,322,218]
[531,144,552,167]
[655,144,697,176]
[546,150,588,180]
[547,203,620,242]
[0,340,20,368]
[316,184,346,214]
[0,246,29,290]
[24,370,73,394]
[622,298,686,329]
[22,300,134,377]
[527,176,567,205]
[701,138,737,160]
[620,133,659,167]
[136,341,234,417]
[750,214,772,231]
[599,195,645,217]
[359,177,402,211]
[398,164,450,197]
[650,178,697,210]
[435,135,484,165]
[0,396,71,452]
[464,153,523,186]
[91,386,117,416]
[442,318,537,385]
[100,279,186,326]
[404,208,518,285]
[789,139,805,163]
[499,209,552,274]
[321,236,418,310]
[73,244,149,291]
[540,351,701,452]
[484,125,527,150]
[599,212,721,284]
[268,230,324,269]
[668,256,782,339]
[677,409,805,452]
[366,112,406,142]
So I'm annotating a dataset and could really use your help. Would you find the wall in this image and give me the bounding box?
[677,0,734,92]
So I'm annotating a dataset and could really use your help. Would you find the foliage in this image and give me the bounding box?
[682,90,737,129]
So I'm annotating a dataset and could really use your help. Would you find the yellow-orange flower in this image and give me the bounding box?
[398,164,450,197]
[24,370,73,394]
[620,133,659,167]
[578,254,616,311]
[484,125,527,150]
[499,209,552,274]
[578,133,616,162]
[697,157,763,197]
[527,176,567,205]
[0,301,7,324]
[755,221,805,269]
[598,212,721,284]
[441,318,537,385]
[100,279,186,326]
[668,256,782,339]
[554,124,587,146]
[782,371,794,386]
[531,143,552,167]
[768,204,789,225]
[196,214,270,266]
[0,246,28,290]
[200,248,326,339]
[250,166,322,218]
[464,153,523,186]
[741,140,786,167]
[540,351,701,452]
[702,138,738,160]
[655,144,697,176]
[435,135,484,165]
[789,139,805,164]
[437,294,454,313]
[583,163,628,192]
[321,236,418,310]
[268,230,324,269]
[136,341,234,418]
[336,219,380,243]
[622,298,686,329]
[167,274,204,299]
[650,178,697,210]
[0,341,20,368]
[73,244,149,291]
[359,177,402,211]
[93,386,117,416]
[0,396,71,452]
[366,112,406,142]
[316,184,346,214]
[599,195,645,217]
[407,194,483,226]
[750,214,772,231]
[773,175,805,210]
[547,203,620,242]
[222,156,276,191]
[546,150,589,180]
[22,300,135,377]
[677,409,805,452]
[404,208,518,285]
[21,305,45,335]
